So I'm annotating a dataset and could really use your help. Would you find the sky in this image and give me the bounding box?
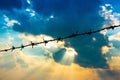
[0,0,120,80]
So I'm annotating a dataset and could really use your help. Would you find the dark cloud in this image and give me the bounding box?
[53,34,109,68]
[98,70,120,80]
[12,0,109,68]
[70,34,109,68]
[0,0,22,10]
[53,48,67,64]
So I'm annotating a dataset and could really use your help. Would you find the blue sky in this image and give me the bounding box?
[0,0,120,80]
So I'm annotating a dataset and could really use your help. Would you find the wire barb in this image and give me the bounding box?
[43,39,49,46]
[0,25,120,52]
[56,37,63,43]
[20,44,25,50]
[11,46,15,51]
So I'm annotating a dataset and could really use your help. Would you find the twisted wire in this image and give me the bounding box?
[0,25,120,52]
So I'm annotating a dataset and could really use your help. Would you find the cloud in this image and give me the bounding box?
[97,69,120,80]
[0,51,102,80]
[1,51,120,80]
[100,4,120,26]
[27,0,31,4]
[19,33,65,49]
[19,32,109,68]
[100,4,120,35]
[3,15,21,28]
[109,32,120,41]
[9,0,110,68]
[25,8,36,17]
[99,4,120,70]
[0,0,110,68]
[70,34,109,68]
[19,33,79,66]
[101,43,114,55]
[53,47,78,65]
[1,1,120,80]
[101,46,110,55]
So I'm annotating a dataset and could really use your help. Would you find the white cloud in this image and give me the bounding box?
[50,15,54,19]
[65,47,78,57]
[92,37,96,41]
[99,4,120,35]
[19,33,65,49]
[100,4,119,26]
[3,15,21,28]
[26,8,36,17]
[27,0,31,4]
[46,14,56,21]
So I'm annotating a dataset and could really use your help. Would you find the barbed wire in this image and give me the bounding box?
[0,25,120,52]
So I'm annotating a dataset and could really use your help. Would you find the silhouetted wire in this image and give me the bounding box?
[0,25,120,52]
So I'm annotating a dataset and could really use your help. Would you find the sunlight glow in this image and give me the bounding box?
[59,48,78,65]
[65,48,78,57]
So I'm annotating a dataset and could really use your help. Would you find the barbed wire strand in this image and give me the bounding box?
[0,25,120,52]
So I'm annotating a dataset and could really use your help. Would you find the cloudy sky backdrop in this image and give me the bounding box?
[0,0,120,80]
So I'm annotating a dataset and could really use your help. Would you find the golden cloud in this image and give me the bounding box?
[101,46,110,55]
[0,51,101,80]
